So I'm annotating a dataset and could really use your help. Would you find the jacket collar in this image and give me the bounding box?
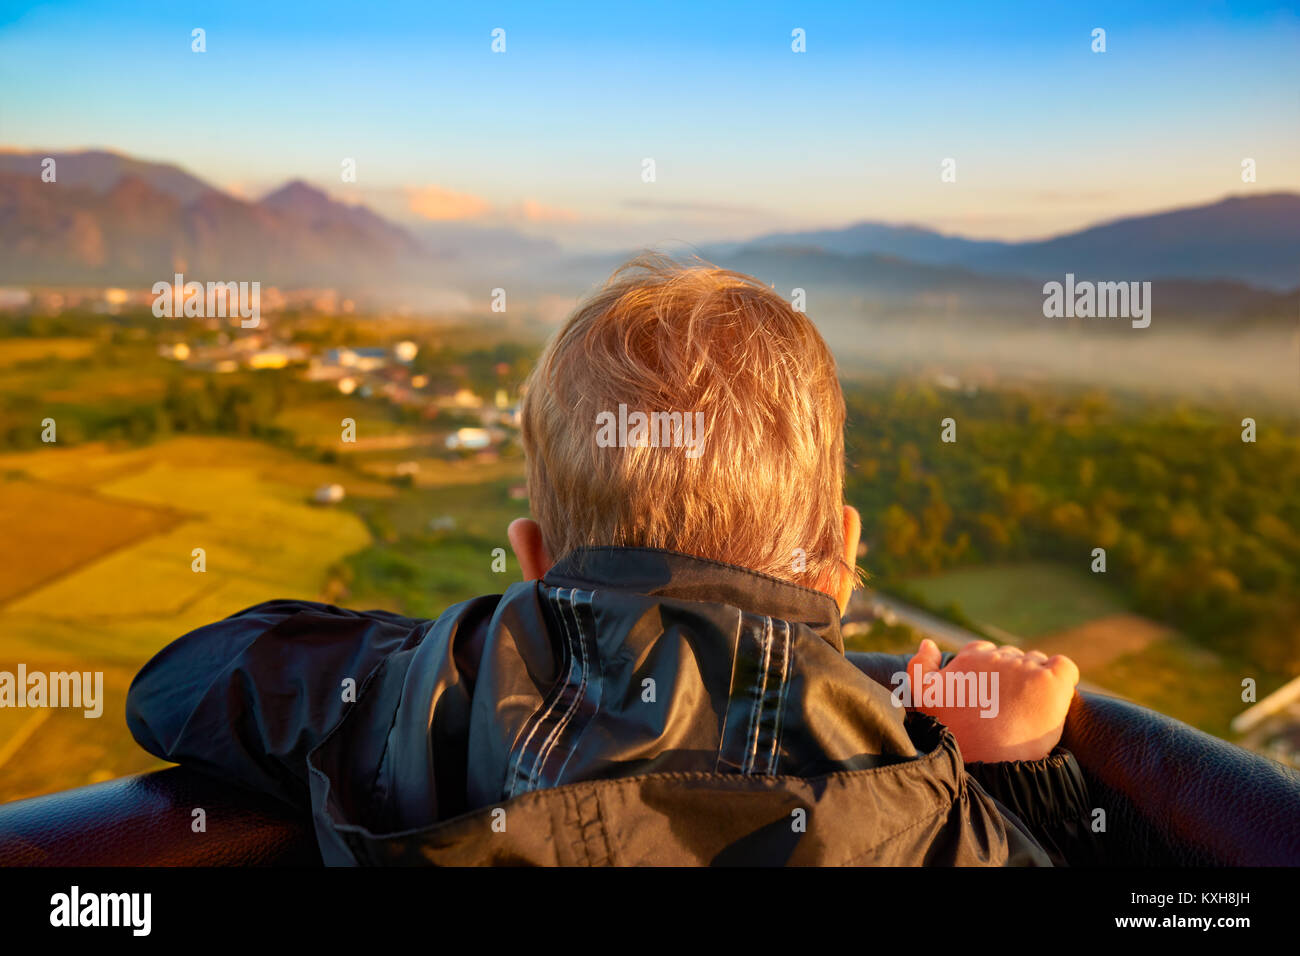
[542,546,845,653]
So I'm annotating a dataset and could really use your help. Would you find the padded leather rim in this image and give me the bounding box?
[0,652,1295,866]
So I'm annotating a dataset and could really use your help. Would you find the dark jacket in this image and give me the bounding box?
[126,547,1094,865]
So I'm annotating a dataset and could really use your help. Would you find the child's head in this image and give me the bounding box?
[515,252,859,607]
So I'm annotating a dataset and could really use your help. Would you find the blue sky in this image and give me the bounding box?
[1,1,1297,248]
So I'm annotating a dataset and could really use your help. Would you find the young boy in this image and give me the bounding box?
[127,254,1091,866]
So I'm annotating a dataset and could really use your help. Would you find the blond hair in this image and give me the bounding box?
[520,253,848,592]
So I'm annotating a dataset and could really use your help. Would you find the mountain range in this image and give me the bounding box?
[0,150,1296,318]
[734,194,1300,291]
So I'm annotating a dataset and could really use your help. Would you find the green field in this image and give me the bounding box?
[272,398,409,447]
[902,562,1130,640]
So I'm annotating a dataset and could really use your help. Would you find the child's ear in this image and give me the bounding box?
[835,505,862,617]
[508,518,553,581]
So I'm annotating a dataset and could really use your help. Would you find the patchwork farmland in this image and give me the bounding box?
[0,438,375,800]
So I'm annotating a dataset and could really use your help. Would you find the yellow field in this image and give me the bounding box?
[0,337,97,368]
[0,478,184,604]
[0,437,376,801]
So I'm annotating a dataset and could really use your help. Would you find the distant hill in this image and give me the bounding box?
[727,222,1011,265]
[738,194,1300,291]
[0,150,551,292]
[258,180,424,258]
[413,222,562,266]
[703,246,1296,325]
[0,170,431,288]
[711,245,1021,298]
[507,241,1295,328]
[962,194,1300,291]
[0,149,216,204]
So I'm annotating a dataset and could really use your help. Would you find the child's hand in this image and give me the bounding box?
[905,638,1080,763]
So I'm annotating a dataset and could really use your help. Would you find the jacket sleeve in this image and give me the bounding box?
[965,747,1101,866]
[125,599,429,810]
